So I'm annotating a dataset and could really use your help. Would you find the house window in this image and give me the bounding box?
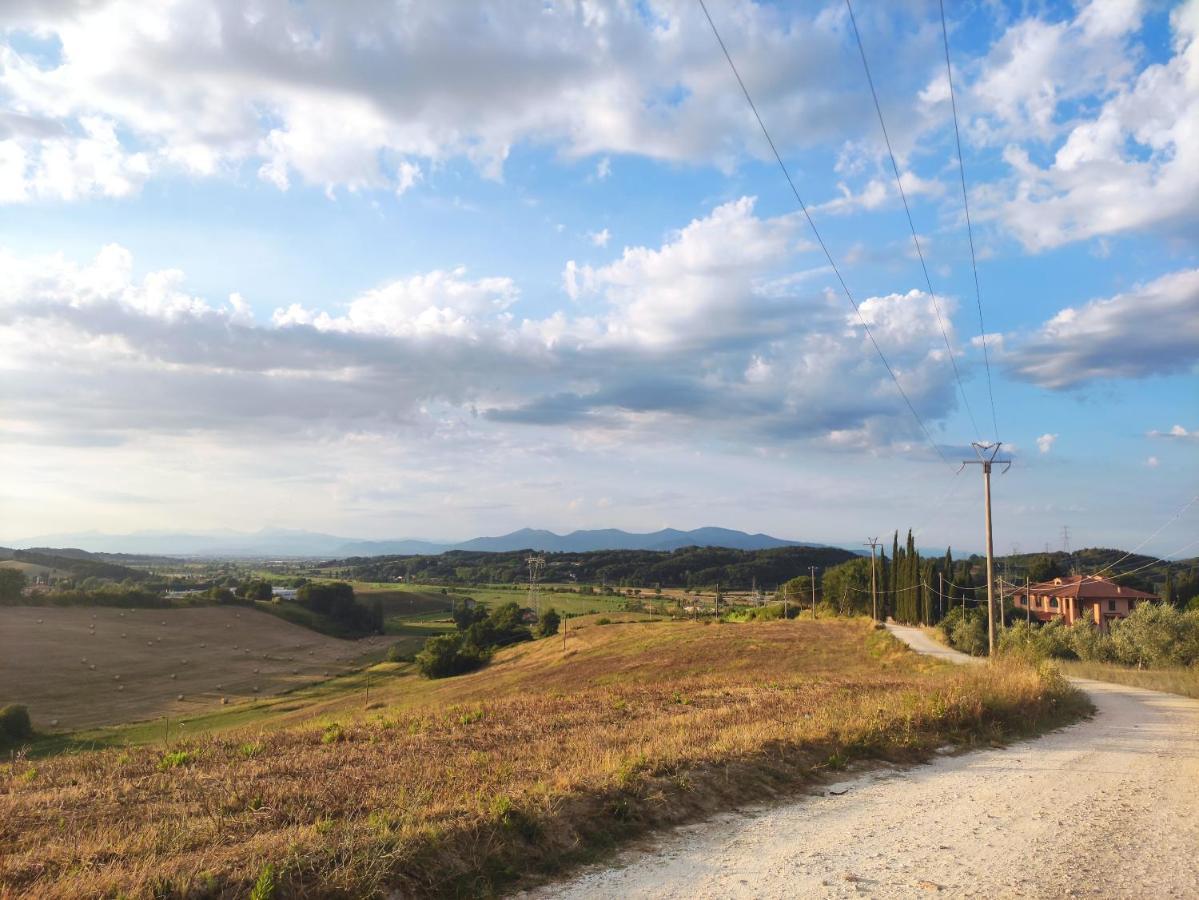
[1049,598,1059,608]
[1108,600,1117,612]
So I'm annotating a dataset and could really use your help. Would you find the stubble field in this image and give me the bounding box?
[0,606,386,731]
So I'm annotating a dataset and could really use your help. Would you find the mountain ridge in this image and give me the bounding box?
[7,526,831,558]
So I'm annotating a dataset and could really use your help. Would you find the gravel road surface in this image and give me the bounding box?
[524,624,1199,899]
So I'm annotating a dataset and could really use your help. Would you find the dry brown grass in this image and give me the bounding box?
[1060,660,1199,699]
[0,618,1085,898]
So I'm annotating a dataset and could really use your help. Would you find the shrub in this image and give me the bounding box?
[595,617,612,626]
[0,704,33,742]
[1068,619,1116,662]
[949,610,987,656]
[537,607,561,637]
[414,633,488,679]
[1110,603,1199,668]
[1034,619,1076,659]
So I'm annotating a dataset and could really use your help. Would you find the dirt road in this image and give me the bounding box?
[526,624,1199,899]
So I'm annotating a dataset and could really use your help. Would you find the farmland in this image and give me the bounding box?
[0,606,386,732]
[0,617,1085,898]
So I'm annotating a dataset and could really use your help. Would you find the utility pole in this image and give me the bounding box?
[808,566,818,619]
[960,442,1010,656]
[863,538,881,622]
[715,582,720,620]
[938,570,944,621]
[782,582,789,619]
[1025,576,1031,626]
[562,612,568,652]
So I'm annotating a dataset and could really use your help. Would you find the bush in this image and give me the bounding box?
[414,633,488,679]
[1110,603,1199,668]
[1034,619,1076,659]
[0,704,33,742]
[538,607,561,637]
[1068,619,1115,662]
[940,606,988,656]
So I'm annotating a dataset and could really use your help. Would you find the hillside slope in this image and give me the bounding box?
[0,618,1084,898]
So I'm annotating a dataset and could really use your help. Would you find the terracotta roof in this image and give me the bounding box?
[1025,575,1158,601]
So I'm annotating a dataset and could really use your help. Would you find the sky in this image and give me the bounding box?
[0,0,1196,555]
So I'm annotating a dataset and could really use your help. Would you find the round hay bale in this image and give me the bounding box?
[113,674,121,681]
[252,685,260,693]
[176,694,184,701]
[121,633,127,638]
[89,664,96,670]
[36,618,43,624]
[220,697,228,705]
[117,684,125,691]
[50,719,59,726]
[253,668,259,674]
[170,673,177,680]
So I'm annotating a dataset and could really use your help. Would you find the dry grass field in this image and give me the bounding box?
[0,617,1087,899]
[0,606,386,731]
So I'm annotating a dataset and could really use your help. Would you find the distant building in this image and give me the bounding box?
[1013,575,1157,632]
[271,587,298,601]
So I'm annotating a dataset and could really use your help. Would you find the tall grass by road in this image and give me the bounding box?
[0,618,1086,898]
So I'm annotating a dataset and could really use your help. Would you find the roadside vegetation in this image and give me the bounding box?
[936,602,1199,698]
[0,617,1087,898]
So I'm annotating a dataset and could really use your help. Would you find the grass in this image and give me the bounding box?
[1059,660,1199,699]
[0,618,1087,898]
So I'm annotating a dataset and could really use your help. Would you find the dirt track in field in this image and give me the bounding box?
[0,606,385,730]
[525,624,1199,899]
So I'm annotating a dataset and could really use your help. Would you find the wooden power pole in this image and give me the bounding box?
[961,442,1010,656]
[864,538,881,622]
[808,565,818,619]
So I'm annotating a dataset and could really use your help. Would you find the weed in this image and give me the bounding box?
[320,723,345,745]
[248,863,276,900]
[156,750,192,771]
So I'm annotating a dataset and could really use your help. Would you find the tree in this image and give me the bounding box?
[452,598,487,631]
[0,569,26,605]
[1027,554,1064,583]
[538,607,561,637]
[414,633,487,678]
[209,585,236,604]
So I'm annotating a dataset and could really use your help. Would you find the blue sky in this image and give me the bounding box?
[0,0,1196,555]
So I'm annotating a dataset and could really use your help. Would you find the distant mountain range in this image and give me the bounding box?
[6,526,830,558]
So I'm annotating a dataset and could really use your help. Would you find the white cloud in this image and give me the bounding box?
[0,0,884,201]
[1148,424,1199,442]
[589,227,611,248]
[0,198,969,451]
[981,2,1199,249]
[395,161,422,196]
[1005,269,1199,389]
[1147,456,1159,468]
[1036,433,1058,454]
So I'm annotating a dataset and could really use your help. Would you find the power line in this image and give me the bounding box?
[1092,493,1199,579]
[844,0,981,441]
[1103,536,1199,582]
[939,0,999,443]
[697,0,950,468]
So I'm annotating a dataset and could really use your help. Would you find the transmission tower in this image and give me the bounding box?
[526,554,546,616]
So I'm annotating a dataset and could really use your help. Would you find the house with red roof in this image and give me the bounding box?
[1013,575,1158,632]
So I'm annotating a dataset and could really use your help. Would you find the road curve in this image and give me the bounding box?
[522,624,1199,899]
